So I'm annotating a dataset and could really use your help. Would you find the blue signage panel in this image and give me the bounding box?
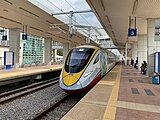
[2,35,7,40]
[22,34,28,40]
[4,51,14,66]
[128,29,137,36]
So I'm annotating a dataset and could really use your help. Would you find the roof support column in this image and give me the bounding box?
[9,28,20,68]
[69,44,76,49]
[137,35,147,70]
[131,42,138,63]
[44,37,52,65]
[63,43,69,62]
[125,42,128,65]
[52,48,56,64]
[147,19,160,77]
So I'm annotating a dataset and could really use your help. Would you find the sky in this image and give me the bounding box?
[28,0,108,37]
[28,0,121,55]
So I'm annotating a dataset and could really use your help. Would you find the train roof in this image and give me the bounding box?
[75,45,100,50]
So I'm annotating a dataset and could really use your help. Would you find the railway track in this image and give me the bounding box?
[0,77,85,120]
[32,94,84,120]
[32,95,69,120]
[0,77,59,104]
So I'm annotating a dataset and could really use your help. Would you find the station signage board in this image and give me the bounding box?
[22,34,28,40]
[128,28,137,36]
[2,35,7,40]
[4,51,14,70]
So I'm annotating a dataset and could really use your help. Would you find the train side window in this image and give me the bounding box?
[93,54,99,64]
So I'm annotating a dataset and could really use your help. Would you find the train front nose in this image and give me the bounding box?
[59,74,82,91]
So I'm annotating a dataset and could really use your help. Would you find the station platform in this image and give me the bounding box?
[0,64,62,85]
[62,63,160,120]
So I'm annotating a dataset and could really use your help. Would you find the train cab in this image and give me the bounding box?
[59,45,116,93]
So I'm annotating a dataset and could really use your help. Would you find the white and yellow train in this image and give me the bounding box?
[59,45,117,93]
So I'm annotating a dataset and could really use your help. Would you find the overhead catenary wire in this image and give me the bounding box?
[63,0,91,26]
[35,0,103,38]
[46,0,85,28]
[46,0,101,40]
[63,0,102,36]
[64,0,103,36]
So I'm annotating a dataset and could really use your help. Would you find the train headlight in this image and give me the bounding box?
[84,71,93,78]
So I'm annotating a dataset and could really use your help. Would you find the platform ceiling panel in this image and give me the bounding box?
[136,0,160,18]
[87,0,160,47]
[0,0,88,46]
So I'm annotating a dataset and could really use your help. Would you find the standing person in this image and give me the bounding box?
[143,60,147,75]
[140,63,144,74]
[134,57,138,69]
[122,57,125,64]
[131,59,134,66]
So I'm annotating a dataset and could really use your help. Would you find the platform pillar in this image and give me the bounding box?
[63,43,69,62]
[137,35,147,70]
[9,28,20,68]
[44,37,52,65]
[131,42,138,63]
[69,44,75,49]
[147,19,160,77]
[125,42,128,65]
[52,49,55,63]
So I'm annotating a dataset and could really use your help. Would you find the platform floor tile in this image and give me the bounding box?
[116,107,160,120]
[61,102,106,120]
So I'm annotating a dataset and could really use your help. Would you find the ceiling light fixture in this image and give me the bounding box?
[99,0,105,11]
[106,15,111,24]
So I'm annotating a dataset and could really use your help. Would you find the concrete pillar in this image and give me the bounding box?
[44,37,52,65]
[131,42,138,62]
[137,35,147,70]
[69,44,75,50]
[52,49,55,63]
[125,43,128,65]
[9,28,20,67]
[127,43,132,62]
[63,43,69,62]
[19,41,24,65]
[147,19,157,76]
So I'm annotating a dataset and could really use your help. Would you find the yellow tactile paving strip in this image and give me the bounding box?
[0,65,62,80]
[103,65,121,120]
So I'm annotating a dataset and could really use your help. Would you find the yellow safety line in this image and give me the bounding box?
[103,65,121,120]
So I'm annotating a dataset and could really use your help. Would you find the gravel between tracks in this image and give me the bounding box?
[41,95,83,120]
[0,84,67,120]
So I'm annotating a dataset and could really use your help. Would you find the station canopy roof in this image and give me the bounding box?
[86,0,160,48]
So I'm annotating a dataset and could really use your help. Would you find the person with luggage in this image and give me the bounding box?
[143,60,147,75]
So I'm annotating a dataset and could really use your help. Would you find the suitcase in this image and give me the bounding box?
[152,75,159,84]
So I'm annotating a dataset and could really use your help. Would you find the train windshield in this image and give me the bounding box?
[65,48,95,73]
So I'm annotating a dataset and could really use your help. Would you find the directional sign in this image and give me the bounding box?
[128,28,137,36]
[22,34,28,40]
[2,35,7,40]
